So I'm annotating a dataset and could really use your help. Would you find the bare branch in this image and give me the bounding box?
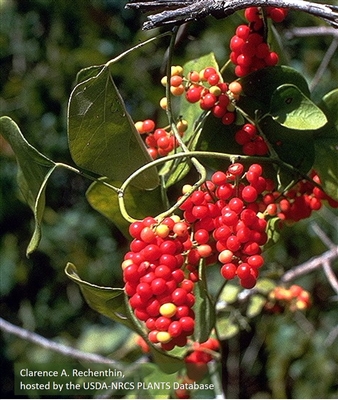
[310,37,338,91]
[281,246,338,282]
[285,26,338,38]
[322,259,338,295]
[126,0,338,30]
[0,317,126,368]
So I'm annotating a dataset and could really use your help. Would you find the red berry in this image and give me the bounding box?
[221,263,237,279]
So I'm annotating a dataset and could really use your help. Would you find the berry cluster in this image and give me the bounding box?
[265,284,311,313]
[179,162,269,289]
[234,122,269,156]
[123,216,196,351]
[175,337,220,398]
[261,171,338,222]
[122,163,337,350]
[135,118,187,159]
[230,7,288,77]
[185,337,220,380]
[161,65,243,127]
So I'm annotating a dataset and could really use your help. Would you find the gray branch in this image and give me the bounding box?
[126,0,338,30]
[281,246,338,283]
[0,317,126,368]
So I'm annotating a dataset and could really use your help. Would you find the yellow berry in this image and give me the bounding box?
[159,302,177,318]
[155,224,170,238]
[161,76,168,86]
[171,214,181,223]
[156,331,172,343]
[182,184,193,195]
[121,259,133,270]
[171,65,183,76]
[209,85,222,96]
[160,97,168,110]
[176,119,188,133]
[134,121,144,133]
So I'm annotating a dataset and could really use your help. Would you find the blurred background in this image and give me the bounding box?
[1,0,338,398]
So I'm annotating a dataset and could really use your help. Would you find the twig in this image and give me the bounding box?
[126,0,338,30]
[285,26,338,39]
[322,259,338,294]
[281,246,338,282]
[311,222,335,250]
[310,36,338,91]
[0,317,125,368]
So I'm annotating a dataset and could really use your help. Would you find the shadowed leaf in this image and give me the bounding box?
[68,66,159,189]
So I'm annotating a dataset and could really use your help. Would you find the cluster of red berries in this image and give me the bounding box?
[265,284,311,313]
[122,163,337,350]
[136,335,220,384]
[260,171,338,222]
[179,162,269,289]
[230,7,288,77]
[122,215,196,351]
[185,337,220,379]
[161,65,243,127]
[135,118,187,159]
[234,122,269,156]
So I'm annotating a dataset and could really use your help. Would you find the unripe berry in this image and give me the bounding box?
[156,331,172,343]
[159,302,177,318]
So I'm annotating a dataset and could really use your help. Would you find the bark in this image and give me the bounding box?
[126,0,338,30]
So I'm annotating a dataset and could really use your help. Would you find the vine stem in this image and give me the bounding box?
[105,31,171,67]
[126,0,338,30]
[117,147,329,222]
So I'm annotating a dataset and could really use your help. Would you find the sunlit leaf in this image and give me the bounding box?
[313,89,338,200]
[269,84,327,130]
[219,283,240,304]
[266,217,281,247]
[0,116,56,255]
[68,65,159,189]
[216,315,239,340]
[247,294,266,318]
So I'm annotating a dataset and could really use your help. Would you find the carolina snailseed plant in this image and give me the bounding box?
[1,2,337,398]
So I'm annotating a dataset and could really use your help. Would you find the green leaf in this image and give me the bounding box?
[266,217,281,247]
[65,262,134,328]
[260,116,315,173]
[0,116,56,255]
[239,66,310,110]
[67,65,159,189]
[160,53,219,187]
[313,89,338,200]
[219,283,241,304]
[193,261,216,343]
[269,84,328,130]
[216,315,240,340]
[246,294,266,318]
[255,278,276,295]
[86,179,164,237]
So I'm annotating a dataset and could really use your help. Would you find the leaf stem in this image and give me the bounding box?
[56,163,121,193]
[105,31,171,68]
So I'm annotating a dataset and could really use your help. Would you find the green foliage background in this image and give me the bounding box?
[0,0,337,398]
